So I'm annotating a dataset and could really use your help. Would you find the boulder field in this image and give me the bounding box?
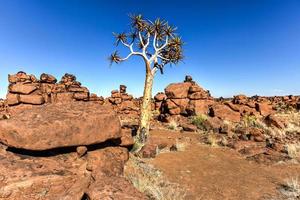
[0,101,145,200]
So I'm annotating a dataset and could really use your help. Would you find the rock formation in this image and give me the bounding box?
[0,101,144,200]
[6,71,104,107]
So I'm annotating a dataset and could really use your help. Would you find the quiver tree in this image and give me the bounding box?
[109,14,184,151]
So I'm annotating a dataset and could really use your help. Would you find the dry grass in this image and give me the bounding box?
[280,177,300,200]
[124,155,187,200]
[167,120,179,131]
[284,143,300,159]
[207,134,219,147]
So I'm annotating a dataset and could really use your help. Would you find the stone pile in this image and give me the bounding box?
[0,101,144,199]
[107,85,139,118]
[156,76,213,116]
[6,71,104,106]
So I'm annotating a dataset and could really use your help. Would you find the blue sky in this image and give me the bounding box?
[0,0,299,98]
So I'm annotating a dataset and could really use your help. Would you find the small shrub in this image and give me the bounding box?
[280,177,300,199]
[175,139,187,152]
[207,134,218,147]
[285,143,300,159]
[168,120,178,131]
[242,115,258,128]
[191,114,208,130]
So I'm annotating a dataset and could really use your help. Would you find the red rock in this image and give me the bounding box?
[111,92,122,98]
[121,93,133,101]
[52,84,66,93]
[233,94,248,104]
[74,92,89,100]
[180,123,197,132]
[9,83,38,94]
[8,71,31,83]
[68,86,89,93]
[264,114,286,129]
[165,82,192,99]
[19,94,45,105]
[6,93,20,106]
[186,99,215,115]
[54,92,74,103]
[188,92,208,100]
[188,85,203,93]
[120,128,134,147]
[210,104,241,123]
[154,92,167,101]
[255,102,273,116]
[40,73,57,83]
[0,102,121,150]
[203,117,223,132]
[76,146,88,157]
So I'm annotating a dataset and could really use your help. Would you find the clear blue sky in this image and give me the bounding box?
[0,0,299,98]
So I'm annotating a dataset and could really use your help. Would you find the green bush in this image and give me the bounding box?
[191,114,208,130]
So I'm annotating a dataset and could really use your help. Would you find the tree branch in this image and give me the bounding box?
[158,35,168,51]
[119,41,144,61]
[157,54,170,61]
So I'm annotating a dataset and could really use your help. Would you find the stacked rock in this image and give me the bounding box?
[7,71,44,106]
[156,76,213,116]
[107,85,139,117]
[6,71,104,106]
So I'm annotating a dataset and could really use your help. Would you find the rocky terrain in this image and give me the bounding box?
[0,71,299,199]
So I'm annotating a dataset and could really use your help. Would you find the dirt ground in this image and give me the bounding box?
[146,130,300,200]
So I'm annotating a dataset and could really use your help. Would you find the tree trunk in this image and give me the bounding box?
[134,61,154,151]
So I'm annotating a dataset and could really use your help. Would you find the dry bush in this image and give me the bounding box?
[284,143,300,159]
[280,177,300,200]
[175,139,187,152]
[124,155,187,200]
[167,120,179,131]
[207,134,219,147]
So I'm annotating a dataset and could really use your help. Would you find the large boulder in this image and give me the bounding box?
[0,102,121,150]
[40,73,57,84]
[165,82,192,99]
[210,104,241,123]
[9,83,38,94]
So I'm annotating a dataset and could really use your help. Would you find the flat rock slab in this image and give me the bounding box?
[0,102,121,150]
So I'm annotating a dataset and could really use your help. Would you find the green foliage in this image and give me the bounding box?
[191,114,208,130]
[242,115,257,128]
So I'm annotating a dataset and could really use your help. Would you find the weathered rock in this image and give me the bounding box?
[76,146,88,157]
[0,102,121,150]
[40,73,57,83]
[19,94,45,105]
[264,114,286,129]
[203,117,223,132]
[54,92,74,103]
[186,100,215,115]
[73,92,89,100]
[165,82,192,99]
[154,92,167,101]
[180,123,197,132]
[6,93,19,106]
[210,104,241,123]
[9,83,38,94]
[255,102,273,116]
[120,128,134,147]
[8,71,31,83]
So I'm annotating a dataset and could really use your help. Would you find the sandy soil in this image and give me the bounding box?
[147,130,300,200]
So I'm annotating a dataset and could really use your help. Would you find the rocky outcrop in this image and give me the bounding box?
[0,100,144,199]
[157,76,213,117]
[106,85,139,118]
[0,102,121,150]
[6,71,104,106]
